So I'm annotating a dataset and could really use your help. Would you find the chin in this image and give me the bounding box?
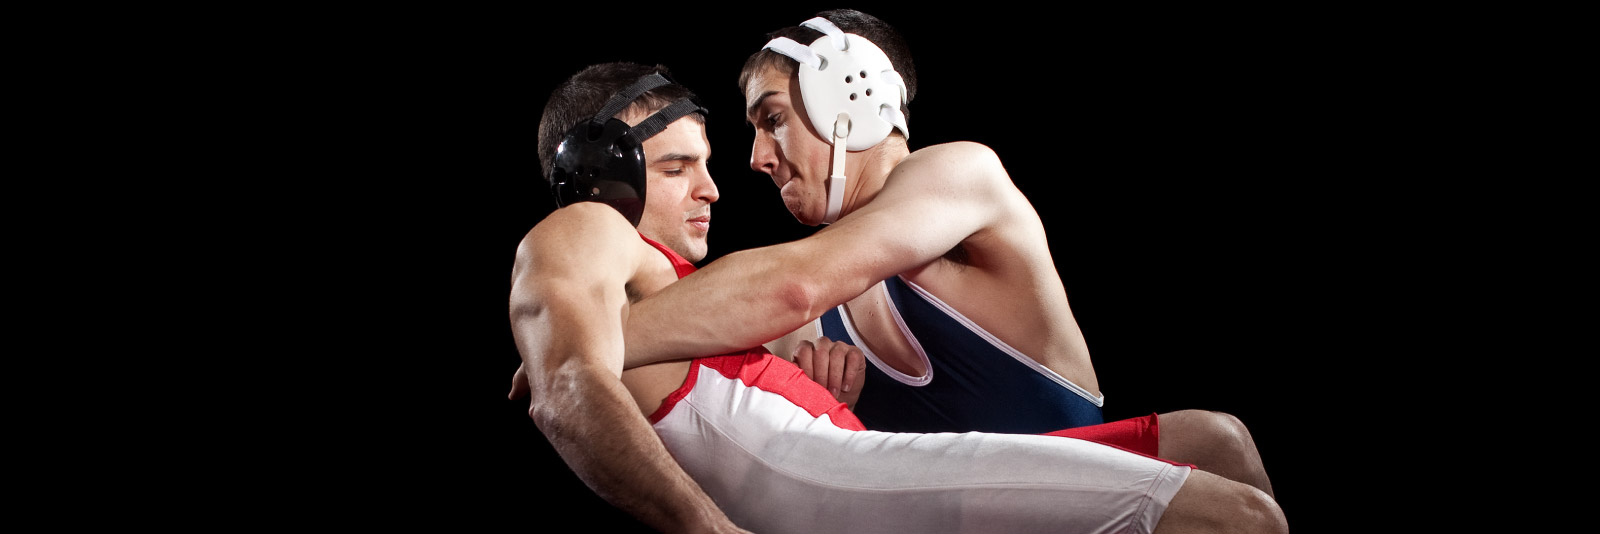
[782,200,820,226]
[795,211,825,226]
[680,238,709,263]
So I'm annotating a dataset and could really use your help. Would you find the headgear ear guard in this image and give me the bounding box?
[550,73,707,226]
[763,17,909,224]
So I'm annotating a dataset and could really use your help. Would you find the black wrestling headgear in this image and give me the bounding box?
[550,73,707,226]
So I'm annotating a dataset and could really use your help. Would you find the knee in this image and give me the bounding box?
[1211,484,1288,534]
[1162,474,1286,534]
[1182,410,1253,454]
[1240,487,1288,534]
[1198,409,1249,437]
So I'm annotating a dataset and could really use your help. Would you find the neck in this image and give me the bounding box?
[838,137,910,218]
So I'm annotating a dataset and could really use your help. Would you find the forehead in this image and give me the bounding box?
[641,115,709,159]
[743,65,794,117]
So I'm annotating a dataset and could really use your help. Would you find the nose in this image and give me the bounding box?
[750,130,778,177]
[696,165,720,204]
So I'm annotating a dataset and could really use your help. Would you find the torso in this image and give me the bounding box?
[618,237,694,418]
[839,182,1099,398]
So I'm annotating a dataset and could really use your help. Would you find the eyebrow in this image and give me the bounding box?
[746,90,781,122]
[653,152,704,164]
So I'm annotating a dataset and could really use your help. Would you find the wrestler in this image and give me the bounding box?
[595,9,1278,495]
[511,61,1285,533]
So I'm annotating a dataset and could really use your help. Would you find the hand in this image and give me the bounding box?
[792,336,866,409]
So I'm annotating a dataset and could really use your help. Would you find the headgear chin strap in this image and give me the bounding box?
[764,16,909,224]
[550,73,707,226]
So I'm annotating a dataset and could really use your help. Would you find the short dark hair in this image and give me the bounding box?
[738,9,917,125]
[537,62,702,180]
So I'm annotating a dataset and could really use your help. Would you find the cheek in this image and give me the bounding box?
[640,184,671,214]
[776,123,805,151]
[774,130,808,169]
[648,181,695,211]
[791,124,828,157]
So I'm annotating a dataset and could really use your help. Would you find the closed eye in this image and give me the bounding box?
[654,153,702,177]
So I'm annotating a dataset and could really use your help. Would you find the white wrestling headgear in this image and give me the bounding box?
[763,17,910,224]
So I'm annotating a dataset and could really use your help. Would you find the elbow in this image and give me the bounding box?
[524,362,585,431]
[771,274,828,326]
[528,400,570,436]
[757,249,878,325]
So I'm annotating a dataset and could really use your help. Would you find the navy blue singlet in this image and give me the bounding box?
[819,276,1104,434]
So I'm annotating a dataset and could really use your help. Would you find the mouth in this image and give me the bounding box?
[687,214,710,232]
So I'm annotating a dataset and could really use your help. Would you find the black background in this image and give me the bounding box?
[300,4,1436,531]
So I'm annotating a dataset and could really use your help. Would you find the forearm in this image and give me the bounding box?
[512,276,741,529]
[528,361,736,532]
[623,244,847,366]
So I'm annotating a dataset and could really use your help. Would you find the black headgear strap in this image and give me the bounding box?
[550,73,707,226]
[592,73,706,148]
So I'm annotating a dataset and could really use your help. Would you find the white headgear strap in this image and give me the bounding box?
[763,16,909,223]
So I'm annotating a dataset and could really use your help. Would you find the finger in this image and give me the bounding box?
[839,347,865,409]
[811,341,834,396]
[826,342,849,398]
[793,340,816,380]
[843,347,865,394]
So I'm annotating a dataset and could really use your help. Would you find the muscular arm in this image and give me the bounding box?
[625,142,1012,366]
[510,204,744,533]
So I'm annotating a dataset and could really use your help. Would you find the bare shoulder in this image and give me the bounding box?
[909,140,1003,162]
[515,203,644,275]
[887,141,1012,196]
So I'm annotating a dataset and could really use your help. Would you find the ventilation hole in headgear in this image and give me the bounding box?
[845,75,853,83]
[849,93,858,100]
[860,70,868,78]
[865,89,873,97]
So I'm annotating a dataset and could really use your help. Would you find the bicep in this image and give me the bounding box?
[510,207,642,378]
[802,145,1007,286]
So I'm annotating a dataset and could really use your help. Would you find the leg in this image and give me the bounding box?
[1158,410,1276,497]
[1154,469,1287,534]
[663,361,1197,532]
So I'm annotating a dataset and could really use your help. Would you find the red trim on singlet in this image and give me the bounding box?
[1042,414,1193,467]
[711,351,866,430]
[639,233,698,279]
[1043,414,1159,455]
[638,233,865,431]
[646,360,699,423]
[646,349,867,431]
